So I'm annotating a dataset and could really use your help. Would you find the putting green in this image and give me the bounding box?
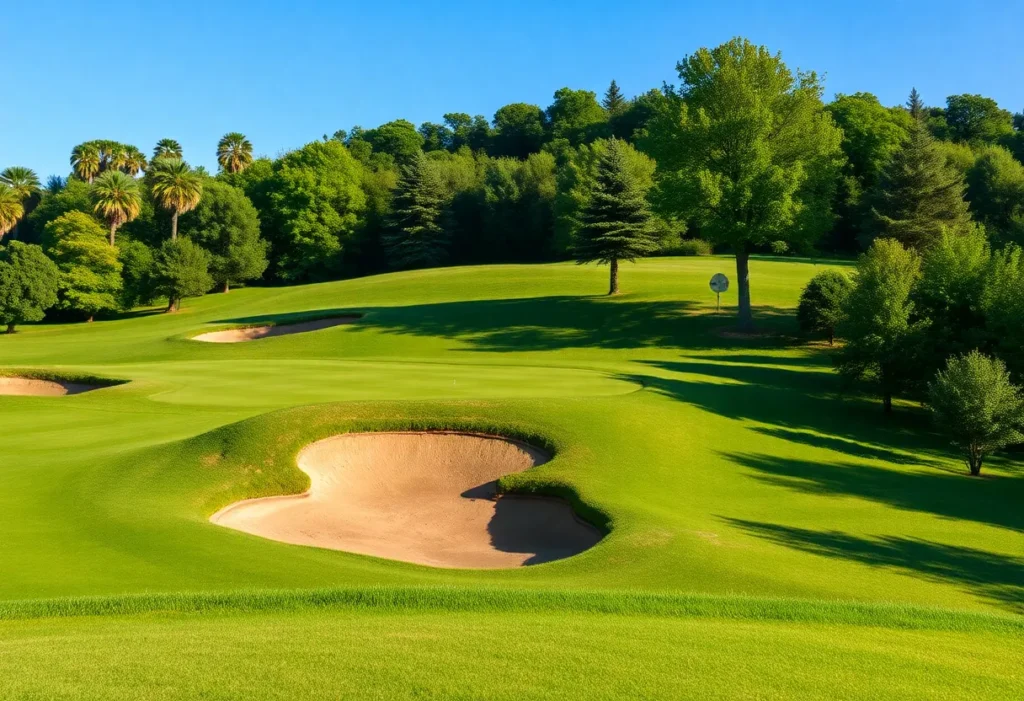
[1,257,1021,699]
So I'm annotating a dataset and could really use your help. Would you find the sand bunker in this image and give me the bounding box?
[0,377,101,396]
[211,432,602,568]
[192,316,360,343]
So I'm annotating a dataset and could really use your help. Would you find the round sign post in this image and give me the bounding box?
[709,273,729,312]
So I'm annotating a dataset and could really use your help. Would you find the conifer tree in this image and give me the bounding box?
[907,88,924,120]
[572,138,659,295]
[602,80,627,116]
[867,119,973,249]
[383,152,448,269]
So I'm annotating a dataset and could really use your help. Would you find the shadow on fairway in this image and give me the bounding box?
[212,308,364,326]
[724,518,1024,613]
[320,296,801,352]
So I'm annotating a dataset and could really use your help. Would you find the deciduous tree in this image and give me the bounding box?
[0,242,59,333]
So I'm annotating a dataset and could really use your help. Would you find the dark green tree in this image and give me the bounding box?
[837,239,928,413]
[357,120,424,164]
[178,181,268,292]
[966,145,1024,247]
[643,37,844,330]
[982,244,1024,378]
[907,88,924,120]
[571,138,659,295]
[491,103,547,158]
[867,119,973,250]
[154,238,213,312]
[117,239,159,309]
[547,88,608,146]
[443,113,492,151]
[602,80,627,116]
[928,351,1024,476]
[383,152,448,269]
[797,269,852,344]
[0,242,59,333]
[944,94,1014,145]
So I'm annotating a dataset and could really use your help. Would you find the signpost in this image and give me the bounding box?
[709,273,729,312]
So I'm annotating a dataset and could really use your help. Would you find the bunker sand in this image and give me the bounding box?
[0,377,101,396]
[211,432,602,568]
[192,316,360,343]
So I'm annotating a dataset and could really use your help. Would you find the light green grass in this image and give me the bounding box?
[0,256,1021,698]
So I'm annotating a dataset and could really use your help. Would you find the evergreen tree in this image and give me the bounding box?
[602,80,627,116]
[571,138,659,295]
[383,152,448,269]
[867,119,973,249]
[907,88,924,120]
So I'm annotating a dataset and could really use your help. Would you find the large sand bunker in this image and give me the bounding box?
[211,432,602,568]
[0,377,102,396]
[192,316,360,343]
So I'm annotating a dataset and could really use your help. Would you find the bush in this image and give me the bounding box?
[797,270,852,345]
[928,351,1024,476]
[671,239,713,256]
[770,240,790,255]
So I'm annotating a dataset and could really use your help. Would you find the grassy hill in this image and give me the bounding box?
[1,256,1021,699]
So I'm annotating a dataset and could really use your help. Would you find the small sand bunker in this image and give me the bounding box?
[193,316,359,343]
[0,377,101,396]
[211,432,602,568]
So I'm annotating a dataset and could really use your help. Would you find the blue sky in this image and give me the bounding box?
[2,1,1022,178]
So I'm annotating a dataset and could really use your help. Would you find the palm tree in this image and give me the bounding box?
[152,139,183,162]
[0,185,24,240]
[149,158,202,240]
[0,167,40,240]
[92,171,142,246]
[71,142,101,183]
[216,132,254,173]
[119,146,148,176]
[45,175,67,194]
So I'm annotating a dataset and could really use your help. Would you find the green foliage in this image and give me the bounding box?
[943,94,1014,145]
[149,158,203,240]
[443,113,492,152]
[491,103,548,158]
[643,37,844,328]
[216,133,254,174]
[0,242,59,332]
[602,80,627,116]
[91,170,142,245]
[42,212,123,320]
[383,152,448,269]
[154,237,212,311]
[928,351,1024,475]
[0,166,41,200]
[0,185,25,239]
[669,238,713,256]
[966,145,1024,247]
[981,244,1024,377]
[152,139,183,161]
[355,120,424,164]
[265,140,366,281]
[572,139,660,294]
[27,178,95,237]
[117,239,159,308]
[867,120,973,250]
[178,181,267,291]
[546,87,608,146]
[837,239,927,411]
[797,269,852,344]
[481,152,557,261]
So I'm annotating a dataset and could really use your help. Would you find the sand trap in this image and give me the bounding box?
[193,316,360,343]
[211,432,602,568]
[0,377,103,396]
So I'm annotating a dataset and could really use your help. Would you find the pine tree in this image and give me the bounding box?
[602,80,627,116]
[867,119,973,249]
[383,152,449,269]
[572,139,659,295]
[907,88,924,120]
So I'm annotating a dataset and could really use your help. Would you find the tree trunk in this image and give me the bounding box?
[608,258,619,295]
[87,315,94,323]
[828,328,835,346]
[11,223,18,241]
[222,281,230,294]
[968,446,983,476]
[735,246,753,332]
[109,222,117,247]
[883,392,892,414]
[6,323,15,334]
[171,210,178,241]
[166,297,180,313]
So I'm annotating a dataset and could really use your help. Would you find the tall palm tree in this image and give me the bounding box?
[119,146,148,176]
[92,171,142,246]
[71,142,101,183]
[0,167,40,240]
[149,158,202,240]
[45,175,67,194]
[0,185,24,240]
[152,139,183,162]
[216,132,254,173]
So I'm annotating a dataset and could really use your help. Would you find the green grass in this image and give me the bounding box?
[1,255,1021,699]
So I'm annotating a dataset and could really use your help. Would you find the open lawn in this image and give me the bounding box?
[1,256,1021,699]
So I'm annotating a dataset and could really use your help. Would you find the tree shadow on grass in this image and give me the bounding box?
[723,452,1024,534]
[307,296,802,353]
[723,518,1024,613]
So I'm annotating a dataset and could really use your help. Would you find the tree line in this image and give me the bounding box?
[1,37,1023,332]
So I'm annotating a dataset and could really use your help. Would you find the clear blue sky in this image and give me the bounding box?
[3,0,1022,179]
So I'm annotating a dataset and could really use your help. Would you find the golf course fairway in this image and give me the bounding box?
[1,256,1021,699]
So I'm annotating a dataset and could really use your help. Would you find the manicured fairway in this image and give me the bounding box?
[0,256,1021,698]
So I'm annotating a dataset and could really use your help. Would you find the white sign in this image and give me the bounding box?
[709,273,729,293]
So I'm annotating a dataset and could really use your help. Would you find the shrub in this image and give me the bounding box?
[797,270,852,345]
[928,351,1024,476]
[770,240,790,255]
[672,239,713,256]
